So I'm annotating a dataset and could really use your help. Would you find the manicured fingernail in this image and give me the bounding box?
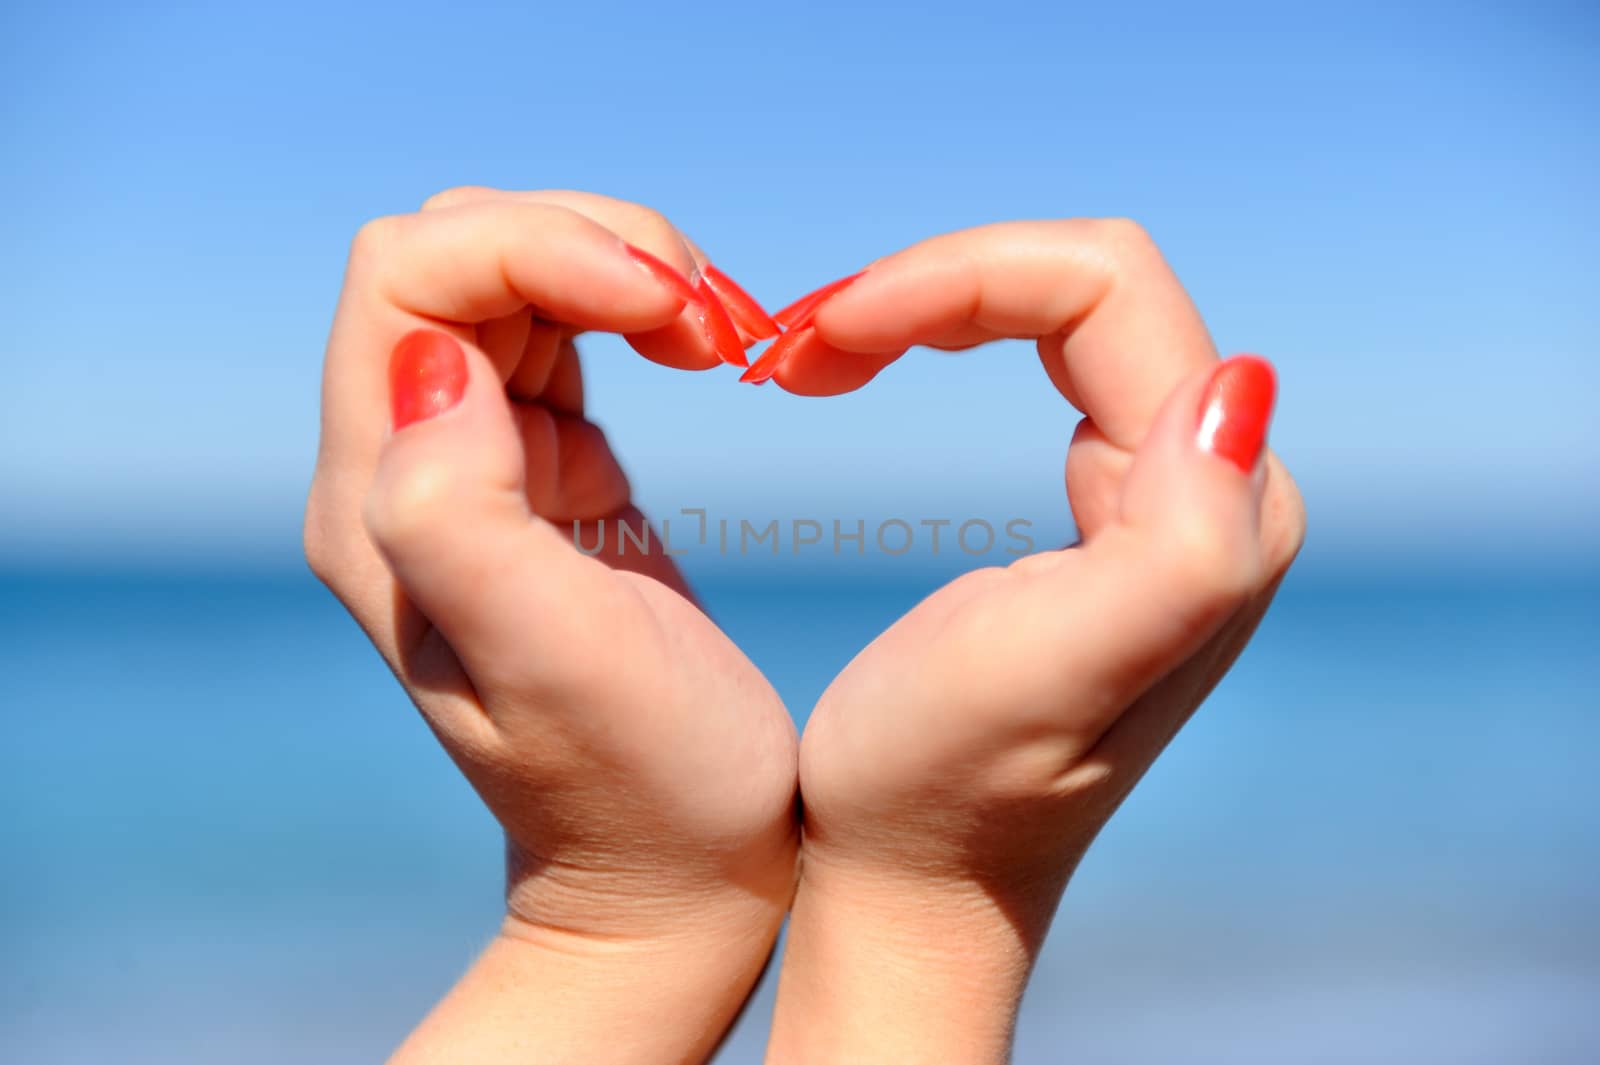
[701,263,779,340]
[694,275,750,367]
[1196,355,1276,473]
[390,329,468,430]
[621,242,703,306]
[773,271,866,331]
[740,326,810,384]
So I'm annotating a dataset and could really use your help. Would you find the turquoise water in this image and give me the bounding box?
[2,563,1596,1063]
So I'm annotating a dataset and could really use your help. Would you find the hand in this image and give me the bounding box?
[303,188,798,1063]
[764,220,1307,1063]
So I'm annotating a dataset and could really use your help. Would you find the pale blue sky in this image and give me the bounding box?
[2,1,1596,566]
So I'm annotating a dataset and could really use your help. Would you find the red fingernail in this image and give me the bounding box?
[701,263,779,340]
[773,271,865,331]
[740,326,810,385]
[390,329,468,430]
[1196,355,1276,473]
[621,243,703,306]
[694,275,750,368]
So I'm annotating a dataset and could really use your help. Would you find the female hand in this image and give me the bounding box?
[303,189,797,1064]
[764,220,1307,1063]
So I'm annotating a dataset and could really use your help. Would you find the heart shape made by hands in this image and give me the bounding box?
[307,191,1306,978]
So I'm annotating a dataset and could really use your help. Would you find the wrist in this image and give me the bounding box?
[503,822,800,945]
[391,914,783,1065]
[765,855,1054,1065]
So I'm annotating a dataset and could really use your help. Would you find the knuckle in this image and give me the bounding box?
[1265,465,1310,571]
[349,214,403,270]
[1158,515,1259,603]
[624,199,672,232]
[1280,477,1309,546]
[948,563,1011,603]
[419,185,492,212]
[1088,216,1161,274]
[622,204,689,260]
[940,568,1021,649]
[362,458,462,551]
[1093,216,1156,252]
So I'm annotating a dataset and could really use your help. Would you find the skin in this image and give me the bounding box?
[304,190,800,1065]
[306,191,1306,1063]
[764,221,1306,1063]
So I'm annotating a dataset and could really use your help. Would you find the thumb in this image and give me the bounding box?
[363,329,612,690]
[1015,355,1278,742]
[1114,352,1276,571]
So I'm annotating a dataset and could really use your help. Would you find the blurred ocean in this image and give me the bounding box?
[2,559,1596,1064]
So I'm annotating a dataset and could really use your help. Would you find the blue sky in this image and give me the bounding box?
[2,1,1596,567]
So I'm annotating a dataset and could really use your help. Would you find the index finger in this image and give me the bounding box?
[318,201,696,465]
[774,219,1219,450]
[352,200,693,327]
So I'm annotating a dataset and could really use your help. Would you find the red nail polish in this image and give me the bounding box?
[740,326,810,384]
[1196,355,1276,473]
[773,271,865,331]
[390,329,468,430]
[694,275,750,367]
[701,264,779,340]
[621,243,703,306]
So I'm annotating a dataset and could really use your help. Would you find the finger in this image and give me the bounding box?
[692,271,750,367]
[675,235,773,349]
[1062,416,1128,541]
[422,185,744,369]
[701,263,780,343]
[510,333,629,528]
[472,311,535,381]
[998,356,1278,754]
[1066,416,1304,564]
[546,338,586,415]
[515,402,632,523]
[311,197,708,594]
[356,201,695,328]
[322,202,696,466]
[506,319,568,401]
[781,220,1217,449]
[1065,448,1305,797]
[758,327,896,393]
[363,329,620,693]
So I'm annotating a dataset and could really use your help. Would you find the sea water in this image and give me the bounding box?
[1,562,1596,1063]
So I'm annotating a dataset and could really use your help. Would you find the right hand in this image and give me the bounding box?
[303,189,800,951]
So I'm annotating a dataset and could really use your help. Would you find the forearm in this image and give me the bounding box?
[764,866,1044,1065]
[390,914,781,1065]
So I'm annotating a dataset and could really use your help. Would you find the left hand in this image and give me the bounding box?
[765,220,1307,1062]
